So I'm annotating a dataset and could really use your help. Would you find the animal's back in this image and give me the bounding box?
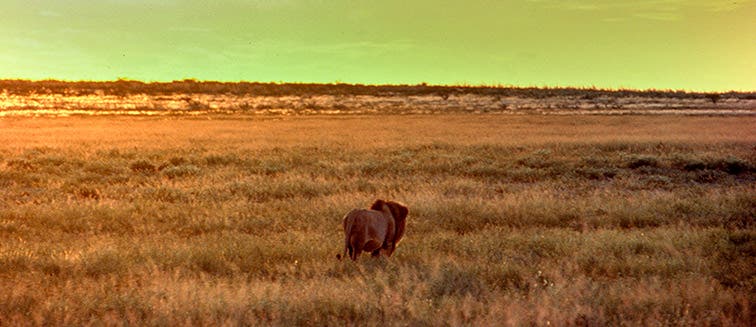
[343,209,387,252]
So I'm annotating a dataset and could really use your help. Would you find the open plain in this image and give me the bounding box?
[1,113,754,325]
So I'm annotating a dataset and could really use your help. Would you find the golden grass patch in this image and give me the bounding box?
[0,115,753,325]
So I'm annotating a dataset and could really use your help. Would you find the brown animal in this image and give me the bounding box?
[337,199,409,261]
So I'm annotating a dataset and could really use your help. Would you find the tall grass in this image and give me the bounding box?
[0,115,753,325]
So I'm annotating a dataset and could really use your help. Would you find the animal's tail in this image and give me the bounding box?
[336,211,355,261]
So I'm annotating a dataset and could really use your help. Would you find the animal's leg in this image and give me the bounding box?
[339,245,352,261]
[371,249,381,257]
[351,247,362,261]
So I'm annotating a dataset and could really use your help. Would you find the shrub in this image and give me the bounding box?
[710,157,752,175]
[683,160,706,171]
[705,93,721,104]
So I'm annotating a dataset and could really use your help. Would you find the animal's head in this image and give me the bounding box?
[370,199,409,253]
[385,201,408,244]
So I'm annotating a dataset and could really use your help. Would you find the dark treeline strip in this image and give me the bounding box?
[1,79,754,100]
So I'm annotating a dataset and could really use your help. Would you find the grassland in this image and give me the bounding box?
[0,115,754,325]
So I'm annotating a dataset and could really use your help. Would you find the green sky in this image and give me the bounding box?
[2,0,754,91]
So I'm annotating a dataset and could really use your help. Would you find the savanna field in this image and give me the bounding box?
[1,94,755,325]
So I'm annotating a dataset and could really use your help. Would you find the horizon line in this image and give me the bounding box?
[1,78,753,94]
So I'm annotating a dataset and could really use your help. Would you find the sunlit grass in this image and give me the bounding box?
[0,115,753,325]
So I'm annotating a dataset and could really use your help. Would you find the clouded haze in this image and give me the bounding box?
[2,0,754,91]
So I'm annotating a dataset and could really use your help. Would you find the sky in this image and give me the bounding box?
[1,0,754,91]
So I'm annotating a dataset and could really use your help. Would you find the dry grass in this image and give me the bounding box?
[0,115,754,326]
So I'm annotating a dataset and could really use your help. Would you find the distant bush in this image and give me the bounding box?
[671,155,753,176]
[709,157,752,175]
[626,155,659,169]
[2,79,754,99]
[705,93,721,104]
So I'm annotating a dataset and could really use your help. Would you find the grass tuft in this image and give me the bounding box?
[130,160,157,173]
[162,164,201,179]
